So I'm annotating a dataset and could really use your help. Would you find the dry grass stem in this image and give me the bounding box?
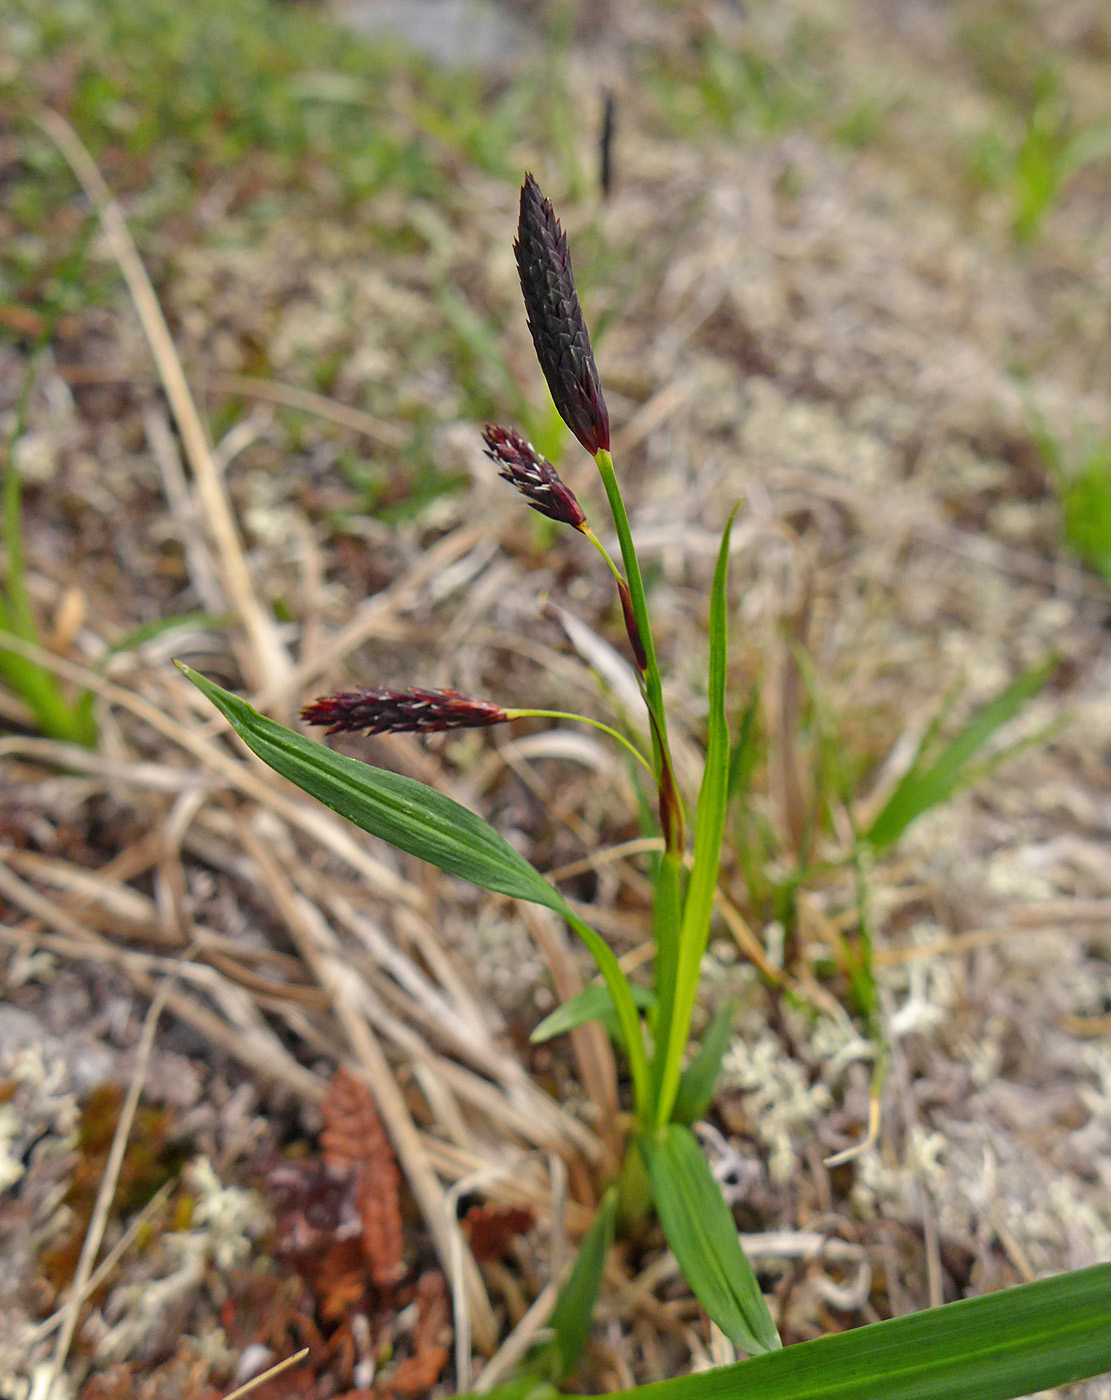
[524,905,622,1169]
[237,818,498,1350]
[220,1348,311,1400]
[248,524,487,715]
[474,1279,560,1393]
[142,400,226,616]
[25,1182,176,1347]
[37,109,292,700]
[44,982,170,1399]
[54,361,406,447]
[0,628,419,901]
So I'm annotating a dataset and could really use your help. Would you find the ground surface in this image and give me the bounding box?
[3,0,1111,1396]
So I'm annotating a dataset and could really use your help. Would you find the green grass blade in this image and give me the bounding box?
[460,1382,559,1400]
[178,664,651,1110]
[672,999,735,1126]
[531,982,654,1045]
[592,1262,1111,1400]
[557,907,652,1116]
[542,1186,618,1380]
[104,612,235,659]
[726,683,761,804]
[653,508,736,1126]
[436,283,529,418]
[640,1123,779,1356]
[1059,449,1111,579]
[180,663,563,905]
[648,846,684,1115]
[0,600,96,746]
[865,654,1055,854]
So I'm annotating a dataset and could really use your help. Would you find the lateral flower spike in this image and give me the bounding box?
[302,687,509,736]
[482,424,587,529]
[515,173,611,456]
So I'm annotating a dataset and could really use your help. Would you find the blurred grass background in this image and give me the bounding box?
[5,0,1111,539]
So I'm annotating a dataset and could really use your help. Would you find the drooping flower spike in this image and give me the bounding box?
[482,424,587,530]
[515,173,610,456]
[302,687,509,736]
[302,683,655,775]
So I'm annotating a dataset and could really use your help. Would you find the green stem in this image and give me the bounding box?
[593,452,674,780]
[1,373,97,746]
[504,708,653,774]
[848,831,878,1025]
[0,603,96,745]
[594,448,687,1130]
[647,847,685,1118]
[0,212,101,747]
[650,507,736,1126]
[562,903,651,1119]
[580,522,627,592]
[616,1132,652,1232]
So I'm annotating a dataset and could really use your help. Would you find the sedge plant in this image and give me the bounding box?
[180,176,1111,1395]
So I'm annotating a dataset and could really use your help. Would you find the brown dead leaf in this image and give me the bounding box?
[321,1068,404,1289]
[462,1203,534,1263]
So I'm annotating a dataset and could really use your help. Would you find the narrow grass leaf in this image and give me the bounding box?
[865,654,1055,854]
[461,1382,559,1400]
[179,665,651,1110]
[553,906,652,1113]
[531,982,654,1044]
[541,1186,618,1380]
[648,846,684,1104]
[726,683,761,804]
[180,664,563,905]
[593,1261,1111,1400]
[653,508,736,1125]
[106,611,235,658]
[672,999,736,1127]
[0,600,96,746]
[640,1123,779,1356]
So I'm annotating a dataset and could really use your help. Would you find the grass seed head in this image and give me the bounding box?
[302,687,509,736]
[482,423,587,529]
[515,173,610,456]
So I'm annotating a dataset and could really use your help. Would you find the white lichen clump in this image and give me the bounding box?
[722,1034,832,1185]
[93,1157,270,1362]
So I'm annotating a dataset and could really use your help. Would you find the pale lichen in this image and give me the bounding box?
[722,1035,832,1185]
[93,1157,270,1362]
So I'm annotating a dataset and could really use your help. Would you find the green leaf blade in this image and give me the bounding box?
[865,655,1055,854]
[542,1187,619,1380]
[672,999,735,1126]
[177,664,564,910]
[593,1262,1111,1400]
[178,665,652,1112]
[531,982,655,1045]
[640,1123,780,1357]
[654,508,736,1126]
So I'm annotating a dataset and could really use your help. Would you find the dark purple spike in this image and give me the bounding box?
[514,174,610,456]
[482,424,587,529]
[302,687,509,737]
